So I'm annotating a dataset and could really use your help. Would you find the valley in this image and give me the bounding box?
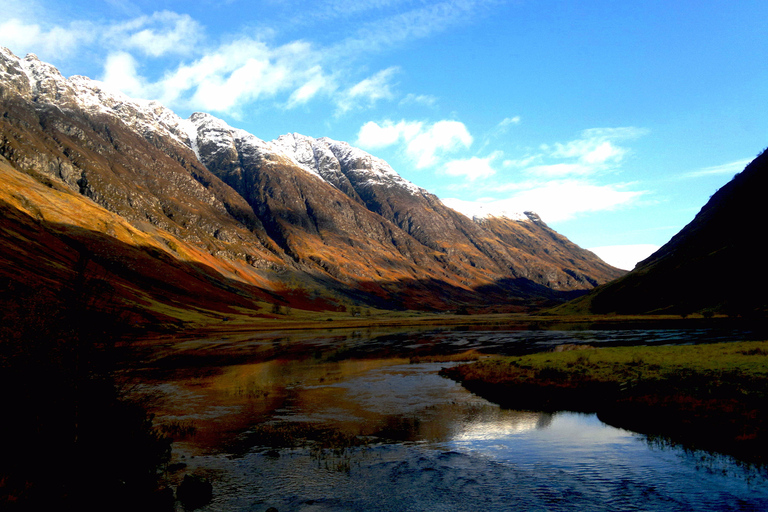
[1,46,767,511]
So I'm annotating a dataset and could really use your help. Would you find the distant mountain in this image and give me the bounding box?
[556,149,768,317]
[0,48,623,327]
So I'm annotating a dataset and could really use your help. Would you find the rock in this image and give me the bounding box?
[176,474,213,509]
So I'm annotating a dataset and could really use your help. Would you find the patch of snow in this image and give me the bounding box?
[178,118,201,162]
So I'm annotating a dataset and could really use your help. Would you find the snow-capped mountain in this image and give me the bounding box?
[0,47,623,323]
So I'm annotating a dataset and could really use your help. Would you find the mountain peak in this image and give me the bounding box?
[270,132,425,196]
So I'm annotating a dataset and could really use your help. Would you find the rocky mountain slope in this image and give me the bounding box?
[557,149,768,316]
[0,48,623,327]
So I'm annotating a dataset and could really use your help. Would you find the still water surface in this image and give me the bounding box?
[122,325,768,511]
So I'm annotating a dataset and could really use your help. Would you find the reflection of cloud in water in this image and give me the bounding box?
[453,410,554,442]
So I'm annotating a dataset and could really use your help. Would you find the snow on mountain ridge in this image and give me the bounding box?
[271,133,425,196]
[322,138,424,195]
[2,48,437,202]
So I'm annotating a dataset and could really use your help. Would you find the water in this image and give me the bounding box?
[121,325,768,511]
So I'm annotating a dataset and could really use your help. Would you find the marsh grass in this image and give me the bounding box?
[158,420,198,440]
[441,340,768,464]
[448,341,768,387]
[409,349,486,364]
[235,421,372,473]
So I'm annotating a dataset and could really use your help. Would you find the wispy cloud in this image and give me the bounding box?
[440,127,650,222]
[544,127,648,173]
[679,158,751,179]
[330,0,499,56]
[105,11,204,57]
[443,152,500,180]
[99,37,335,114]
[444,180,645,223]
[0,18,97,59]
[286,67,335,108]
[335,67,399,114]
[498,116,521,128]
[1,1,500,116]
[399,93,438,108]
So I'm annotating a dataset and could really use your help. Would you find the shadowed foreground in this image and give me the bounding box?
[0,289,172,511]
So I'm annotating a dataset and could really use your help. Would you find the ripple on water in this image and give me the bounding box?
[128,328,768,511]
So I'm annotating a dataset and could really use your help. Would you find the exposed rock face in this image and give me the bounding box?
[560,149,768,316]
[0,47,623,320]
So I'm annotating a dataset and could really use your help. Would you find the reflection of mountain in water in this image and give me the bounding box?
[120,329,768,511]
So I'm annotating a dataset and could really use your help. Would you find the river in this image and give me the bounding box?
[119,324,768,511]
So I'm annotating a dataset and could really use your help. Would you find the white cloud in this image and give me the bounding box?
[1,1,501,118]
[102,51,148,99]
[588,244,661,270]
[400,93,438,107]
[0,18,96,59]
[111,37,329,115]
[336,67,399,114]
[357,118,473,169]
[332,0,496,56]
[503,154,541,168]
[107,11,204,57]
[1,10,202,62]
[506,180,645,222]
[443,153,500,181]
[553,137,624,164]
[442,180,645,223]
[357,119,423,148]
[440,126,651,223]
[499,116,521,127]
[286,66,335,108]
[507,126,649,180]
[406,120,473,168]
[96,31,401,116]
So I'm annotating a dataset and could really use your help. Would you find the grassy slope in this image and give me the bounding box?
[441,341,768,464]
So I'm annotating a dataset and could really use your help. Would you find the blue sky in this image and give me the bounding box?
[3,0,767,269]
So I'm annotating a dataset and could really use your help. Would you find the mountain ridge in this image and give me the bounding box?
[0,47,623,326]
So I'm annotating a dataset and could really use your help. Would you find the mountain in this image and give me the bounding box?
[0,48,623,328]
[556,149,768,316]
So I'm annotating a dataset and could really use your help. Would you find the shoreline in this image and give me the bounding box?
[128,312,755,342]
[440,341,768,466]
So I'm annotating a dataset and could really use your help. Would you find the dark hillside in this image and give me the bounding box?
[559,149,768,316]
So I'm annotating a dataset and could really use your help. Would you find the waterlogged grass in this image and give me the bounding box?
[409,349,488,364]
[447,341,768,389]
[441,341,768,464]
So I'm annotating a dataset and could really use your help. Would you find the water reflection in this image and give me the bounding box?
[452,410,553,441]
[121,325,768,511]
